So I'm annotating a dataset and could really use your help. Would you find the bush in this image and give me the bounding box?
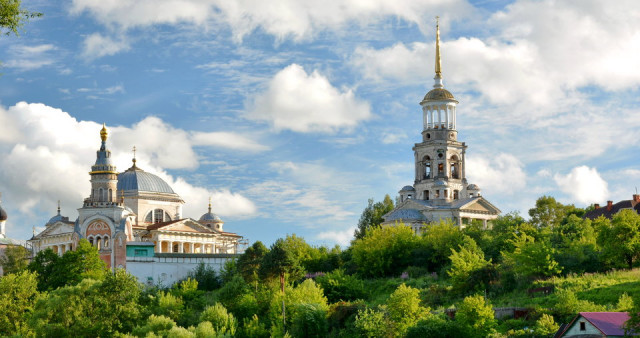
[534,313,559,336]
[237,314,269,338]
[132,315,177,337]
[455,295,496,337]
[315,269,367,303]
[354,307,388,338]
[351,225,420,277]
[290,303,328,338]
[406,315,468,338]
[188,262,221,291]
[327,300,367,335]
[199,303,237,336]
[386,284,430,335]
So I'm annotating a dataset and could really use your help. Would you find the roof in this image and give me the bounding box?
[563,312,633,336]
[385,208,425,221]
[400,185,415,192]
[584,200,637,220]
[126,241,155,246]
[200,212,222,222]
[421,88,458,103]
[117,165,177,195]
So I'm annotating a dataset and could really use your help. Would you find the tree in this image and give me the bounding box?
[386,284,430,336]
[354,195,394,240]
[237,241,268,289]
[419,220,466,271]
[528,195,581,229]
[27,248,60,291]
[48,239,106,288]
[0,244,29,275]
[199,303,238,336]
[354,307,388,338]
[455,295,496,338]
[501,234,561,279]
[448,236,491,292]
[598,209,640,269]
[0,270,40,335]
[0,0,41,36]
[260,238,303,292]
[351,224,419,277]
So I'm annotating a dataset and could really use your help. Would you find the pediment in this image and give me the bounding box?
[459,197,501,214]
[154,219,215,234]
[37,222,74,238]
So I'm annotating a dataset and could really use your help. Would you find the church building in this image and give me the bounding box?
[29,124,243,272]
[382,21,501,232]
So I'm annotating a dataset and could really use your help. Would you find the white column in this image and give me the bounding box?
[170,241,174,253]
[429,109,434,128]
[178,242,183,253]
[190,242,194,253]
[453,106,456,129]
[445,106,449,129]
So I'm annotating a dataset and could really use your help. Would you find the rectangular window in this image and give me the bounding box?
[580,322,586,331]
[134,249,147,257]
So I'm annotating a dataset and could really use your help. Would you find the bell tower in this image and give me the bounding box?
[403,18,469,205]
[87,123,119,206]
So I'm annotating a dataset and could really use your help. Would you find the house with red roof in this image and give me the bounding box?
[556,312,637,337]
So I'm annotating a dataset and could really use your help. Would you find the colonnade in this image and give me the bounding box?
[423,104,456,130]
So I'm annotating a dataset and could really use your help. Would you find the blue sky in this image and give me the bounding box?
[1,0,640,247]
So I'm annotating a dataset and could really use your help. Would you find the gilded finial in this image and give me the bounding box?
[435,16,442,79]
[57,200,61,215]
[100,123,108,142]
[208,197,212,213]
[132,146,137,166]
[32,226,36,236]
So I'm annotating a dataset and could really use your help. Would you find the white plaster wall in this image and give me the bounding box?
[561,318,602,337]
[127,256,233,287]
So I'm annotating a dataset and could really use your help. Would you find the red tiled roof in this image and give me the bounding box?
[580,312,631,336]
[145,219,183,231]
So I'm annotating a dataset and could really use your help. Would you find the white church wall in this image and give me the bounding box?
[127,255,238,287]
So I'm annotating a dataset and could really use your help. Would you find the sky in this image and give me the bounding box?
[1,0,640,247]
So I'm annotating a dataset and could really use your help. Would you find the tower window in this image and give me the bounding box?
[444,189,448,198]
[426,133,431,139]
[454,190,459,200]
[435,190,440,198]
[424,190,429,201]
[438,163,444,175]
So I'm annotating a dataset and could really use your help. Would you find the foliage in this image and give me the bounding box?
[315,269,367,303]
[406,315,468,338]
[269,279,328,328]
[237,241,268,287]
[199,303,238,336]
[0,244,29,274]
[534,313,559,336]
[132,315,177,337]
[0,0,42,36]
[448,236,491,292]
[501,234,561,280]
[155,291,185,321]
[290,303,329,338]
[455,295,496,338]
[528,195,576,229]
[0,270,40,335]
[237,314,269,338]
[616,292,634,312]
[30,270,142,336]
[27,248,60,290]
[598,209,640,269]
[351,224,419,277]
[553,289,605,322]
[419,220,467,272]
[326,300,367,336]
[354,307,388,338]
[219,259,238,284]
[260,238,304,290]
[354,195,395,240]
[188,262,221,291]
[386,284,430,335]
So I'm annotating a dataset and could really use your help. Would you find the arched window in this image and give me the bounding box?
[444,189,448,199]
[96,236,102,250]
[454,190,459,200]
[88,236,94,246]
[173,243,179,253]
[450,155,459,179]
[103,236,110,249]
[435,190,440,198]
[423,156,431,179]
[98,188,104,201]
[438,163,444,175]
[154,209,164,223]
[108,189,113,201]
[424,190,429,201]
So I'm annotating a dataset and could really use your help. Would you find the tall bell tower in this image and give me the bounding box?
[400,18,473,205]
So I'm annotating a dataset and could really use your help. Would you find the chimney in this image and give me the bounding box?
[607,200,613,211]
[594,203,600,209]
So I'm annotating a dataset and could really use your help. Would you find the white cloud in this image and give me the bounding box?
[465,153,526,195]
[4,44,57,71]
[381,131,407,144]
[70,0,474,41]
[0,102,257,239]
[554,166,609,205]
[81,33,130,60]
[316,227,355,246]
[191,131,270,152]
[247,64,371,133]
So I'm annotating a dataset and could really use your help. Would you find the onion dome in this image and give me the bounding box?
[422,88,456,102]
[118,164,177,195]
[400,185,416,192]
[467,184,480,190]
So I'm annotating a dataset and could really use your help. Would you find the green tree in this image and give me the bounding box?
[237,241,268,288]
[187,262,220,291]
[0,0,42,36]
[598,209,640,269]
[351,224,419,277]
[528,195,569,228]
[290,303,329,338]
[501,234,561,279]
[354,195,394,240]
[455,295,496,338]
[269,279,329,329]
[0,244,29,275]
[199,303,238,336]
[354,307,388,338]
[259,238,303,293]
[533,313,559,336]
[42,239,107,290]
[386,284,430,336]
[0,270,40,335]
[448,236,491,292]
[419,220,467,271]
[27,248,59,290]
[406,315,467,338]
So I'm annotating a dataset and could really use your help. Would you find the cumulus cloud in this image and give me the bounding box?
[465,153,526,195]
[81,33,130,60]
[70,0,474,42]
[247,64,371,133]
[0,102,258,239]
[4,44,57,71]
[554,166,609,205]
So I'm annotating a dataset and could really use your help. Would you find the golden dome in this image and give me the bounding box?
[100,123,108,142]
[421,88,457,103]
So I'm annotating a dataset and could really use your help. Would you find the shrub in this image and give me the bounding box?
[354,307,388,338]
[132,315,177,337]
[455,295,496,337]
[315,269,367,303]
[351,225,420,277]
[188,262,221,291]
[534,314,559,336]
[406,315,468,338]
[290,303,328,338]
[199,303,237,336]
[386,284,430,335]
[327,300,367,335]
[238,314,269,338]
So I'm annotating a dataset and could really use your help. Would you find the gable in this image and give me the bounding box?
[459,198,501,214]
[37,222,74,238]
[153,219,214,234]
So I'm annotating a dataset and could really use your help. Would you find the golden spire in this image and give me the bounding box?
[208,197,212,213]
[132,145,137,166]
[435,16,442,79]
[100,123,108,142]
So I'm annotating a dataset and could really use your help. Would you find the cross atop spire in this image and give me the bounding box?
[132,145,137,166]
[208,197,212,213]
[57,200,61,215]
[433,16,444,89]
